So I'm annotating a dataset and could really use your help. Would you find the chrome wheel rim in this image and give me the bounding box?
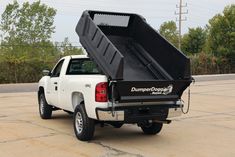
[40,96,45,114]
[75,112,83,134]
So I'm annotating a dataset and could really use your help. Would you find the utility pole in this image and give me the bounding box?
[175,0,188,50]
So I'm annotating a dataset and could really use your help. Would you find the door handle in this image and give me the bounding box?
[54,82,58,85]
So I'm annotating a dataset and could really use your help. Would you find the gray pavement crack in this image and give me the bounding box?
[0,115,7,118]
[0,119,74,137]
[175,111,235,121]
[19,119,74,136]
[91,141,143,157]
[0,133,56,144]
[1,118,143,156]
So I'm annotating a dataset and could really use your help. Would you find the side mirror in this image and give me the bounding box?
[42,70,51,76]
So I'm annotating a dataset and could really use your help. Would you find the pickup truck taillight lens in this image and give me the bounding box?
[95,82,108,102]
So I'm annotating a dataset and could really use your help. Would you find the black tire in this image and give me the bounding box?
[141,122,163,135]
[73,104,95,141]
[39,92,52,119]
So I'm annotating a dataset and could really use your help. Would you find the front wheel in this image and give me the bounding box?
[141,122,163,135]
[39,93,52,119]
[73,104,95,141]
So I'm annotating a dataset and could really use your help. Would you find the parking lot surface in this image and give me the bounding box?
[0,80,235,157]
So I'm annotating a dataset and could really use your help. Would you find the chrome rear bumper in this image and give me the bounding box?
[97,110,124,121]
[96,108,182,121]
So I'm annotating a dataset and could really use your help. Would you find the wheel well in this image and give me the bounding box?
[72,92,84,110]
[38,87,44,103]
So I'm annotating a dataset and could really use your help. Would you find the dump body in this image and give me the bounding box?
[76,10,192,102]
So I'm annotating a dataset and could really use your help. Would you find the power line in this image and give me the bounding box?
[175,0,188,50]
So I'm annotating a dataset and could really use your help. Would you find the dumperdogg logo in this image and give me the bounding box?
[131,85,173,95]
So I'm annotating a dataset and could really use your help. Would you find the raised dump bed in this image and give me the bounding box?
[76,10,192,102]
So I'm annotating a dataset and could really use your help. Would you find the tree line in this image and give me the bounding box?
[159,4,235,75]
[0,1,83,83]
[0,1,234,83]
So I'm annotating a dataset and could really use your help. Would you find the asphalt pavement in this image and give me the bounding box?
[0,83,38,93]
[0,77,234,157]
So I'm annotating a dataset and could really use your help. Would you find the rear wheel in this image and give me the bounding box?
[141,122,163,135]
[39,93,52,119]
[73,104,95,141]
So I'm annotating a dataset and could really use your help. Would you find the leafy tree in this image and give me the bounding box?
[56,37,83,57]
[0,1,57,83]
[159,21,178,47]
[1,0,56,45]
[206,4,235,69]
[181,27,207,54]
[0,0,57,60]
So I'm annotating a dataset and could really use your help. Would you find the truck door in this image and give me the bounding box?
[47,59,64,106]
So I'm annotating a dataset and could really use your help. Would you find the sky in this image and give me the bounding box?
[0,0,235,46]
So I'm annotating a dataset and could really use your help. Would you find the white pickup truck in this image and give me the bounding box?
[38,55,184,141]
[38,10,192,141]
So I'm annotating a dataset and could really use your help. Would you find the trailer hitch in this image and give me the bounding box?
[153,120,172,124]
[138,120,171,127]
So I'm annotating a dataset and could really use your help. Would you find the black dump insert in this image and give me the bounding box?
[76,10,192,102]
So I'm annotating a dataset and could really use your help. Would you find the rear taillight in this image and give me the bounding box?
[95,82,108,102]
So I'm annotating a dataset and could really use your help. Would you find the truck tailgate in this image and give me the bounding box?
[115,80,191,103]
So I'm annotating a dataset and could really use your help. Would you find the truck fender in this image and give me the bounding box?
[72,92,84,111]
